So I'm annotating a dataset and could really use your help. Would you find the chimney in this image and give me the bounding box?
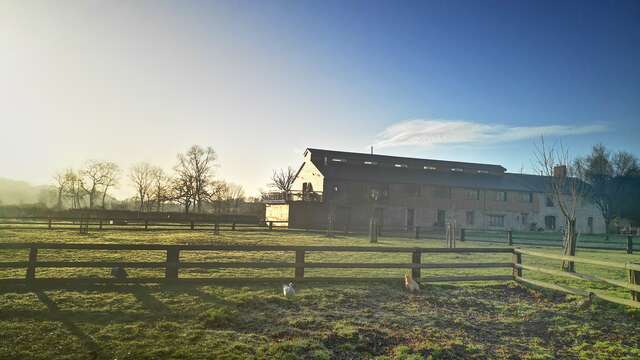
[553,165,567,178]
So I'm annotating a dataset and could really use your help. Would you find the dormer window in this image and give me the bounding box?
[424,166,436,170]
[331,158,347,163]
[451,168,463,172]
[394,163,408,168]
[364,161,378,165]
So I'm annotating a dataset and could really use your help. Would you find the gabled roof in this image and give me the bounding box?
[303,148,571,193]
[306,148,506,174]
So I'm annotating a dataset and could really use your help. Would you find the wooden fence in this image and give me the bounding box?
[0,243,512,285]
[462,228,637,253]
[513,248,640,308]
[0,242,638,308]
[0,216,273,232]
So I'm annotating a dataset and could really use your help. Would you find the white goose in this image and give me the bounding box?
[282,282,296,298]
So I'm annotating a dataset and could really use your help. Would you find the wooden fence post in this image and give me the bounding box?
[295,250,305,280]
[512,251,522,278]
[232,222,236,231]
[214,222,219,235]
[190,220,195,230]
[269,221,273,231]
[415,226,420,239]
[411,250,422,279]
[627,236,633,254]
[47,217,52,230]
[628,264,639,302]
[460,228,465,241]
[26,247,37,281]
[165,247,180,281]
[507,230,513,246]
[144,219,149,231]
[99,219,103,231]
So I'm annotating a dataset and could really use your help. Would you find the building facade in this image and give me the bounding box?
[264,148,605,234]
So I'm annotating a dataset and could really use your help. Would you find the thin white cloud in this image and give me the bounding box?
[374,119,608,148]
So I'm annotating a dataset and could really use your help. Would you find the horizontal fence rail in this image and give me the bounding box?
[513,248,640,309]
[0,243,513,285]
[463,228,636,254]
[1,241,639,309]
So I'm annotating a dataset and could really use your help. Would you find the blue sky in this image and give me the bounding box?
[1,0,638,196]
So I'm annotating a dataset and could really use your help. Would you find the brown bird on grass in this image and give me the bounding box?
[404,273,420,292]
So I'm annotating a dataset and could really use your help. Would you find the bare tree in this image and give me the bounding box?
[129,162,154,212]
[224,183,245,214]
[207,180,229,214]
[170,172,195,214]
[53,171,70,209]
[175,145,217,213]
[63,170,83,209]
[575,145,640,237]
[534,137,587,272]
[100,162,119,209]
[150,167,170,212]
[270,167,296,197]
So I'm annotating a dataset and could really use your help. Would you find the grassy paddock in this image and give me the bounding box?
[0,229,639,359]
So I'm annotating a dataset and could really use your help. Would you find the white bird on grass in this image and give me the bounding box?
[282,282,295,298]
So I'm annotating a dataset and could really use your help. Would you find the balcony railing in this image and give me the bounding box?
[262,190,323,203]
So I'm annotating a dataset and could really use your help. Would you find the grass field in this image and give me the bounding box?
[1,229,639,359]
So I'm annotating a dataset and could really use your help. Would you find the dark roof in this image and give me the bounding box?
[305,148,561,193]
[306,148,506,174]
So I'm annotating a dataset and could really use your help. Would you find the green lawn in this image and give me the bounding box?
[0,229,639,359]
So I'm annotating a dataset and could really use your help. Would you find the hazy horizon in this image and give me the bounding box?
[2,1,639,199]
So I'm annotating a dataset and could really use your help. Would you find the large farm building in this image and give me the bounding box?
[264,148,605,234]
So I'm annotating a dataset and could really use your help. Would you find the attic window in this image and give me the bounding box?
[364,161,378,165]
[424,166,437,170]
[451,168,463,172]
[331,158,347,163]
[394,163,408,168]
[477,170,489,174]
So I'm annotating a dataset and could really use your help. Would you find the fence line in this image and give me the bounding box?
[1,242,639,308]
[513,248,640,308]
[463,228,636,254]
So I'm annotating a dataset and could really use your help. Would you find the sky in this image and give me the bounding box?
[1,0,639,198]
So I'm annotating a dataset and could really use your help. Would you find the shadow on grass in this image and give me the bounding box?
[34,290,103,360]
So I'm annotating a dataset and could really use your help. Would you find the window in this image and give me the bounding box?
[477,170,489,174]
[521,213,528,225]
[519,192,533,203]
[495,191,507,202]
[302,182,313,193]
[466,211,474,225]
[406,208,415,228]
[546,196,554,207]
[433,186,450,199]
[451,168,463,172]
[489,215,505,227]
[394,163,408,168]
[436,210,446,226]
[331,158,347,163]
[544,216,556,230]
[363,161,378,165]
[464,189,480,200]
[424,166,437,170]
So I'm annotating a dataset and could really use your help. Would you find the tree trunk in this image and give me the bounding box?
[369,217,378,243]
[561,218,577,272]
[101,186,109,209]
[57,189,63,210]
